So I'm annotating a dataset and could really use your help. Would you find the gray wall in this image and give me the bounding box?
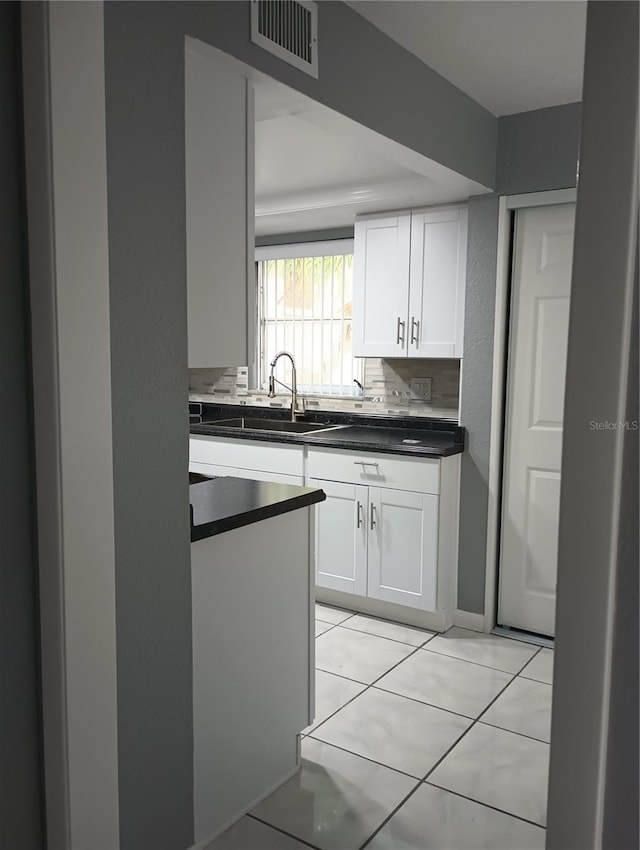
[547,1,639,846]
[0,3,44,848]
[497,102,582,196]
[457,195,500,613]
[103,6,194,850]
[603,260,638,850]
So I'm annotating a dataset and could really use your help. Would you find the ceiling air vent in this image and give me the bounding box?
[251,0,318,78]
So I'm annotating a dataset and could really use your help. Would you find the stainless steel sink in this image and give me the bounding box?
[203,417,344,435]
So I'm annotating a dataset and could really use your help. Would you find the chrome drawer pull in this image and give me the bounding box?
[396,317,405,346]
[353,460,379,468]
[356,501,364,528]
[370,503,377,530]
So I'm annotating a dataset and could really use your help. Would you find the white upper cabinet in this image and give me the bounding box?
[185,41,254,368]
[353,205,467,359]
[352,214,411,357]
[409,206,467,357]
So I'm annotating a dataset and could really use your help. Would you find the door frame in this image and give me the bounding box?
[483,188,578,633]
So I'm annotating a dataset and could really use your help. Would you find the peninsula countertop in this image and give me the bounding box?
[189,473,326,542]
[189,404,464,459]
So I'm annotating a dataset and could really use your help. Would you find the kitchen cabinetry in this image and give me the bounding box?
[185,41,254,368]
[190,433,460,618]
[189,435,304,485]
[307,447,458,612]
[353,205,467,359]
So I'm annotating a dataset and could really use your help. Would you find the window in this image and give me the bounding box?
[256,240,363,395]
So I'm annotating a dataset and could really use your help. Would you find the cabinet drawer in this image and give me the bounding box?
[189,436,304,476]
[306,447,440,495]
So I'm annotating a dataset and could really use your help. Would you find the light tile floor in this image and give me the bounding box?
[207,605,552,850]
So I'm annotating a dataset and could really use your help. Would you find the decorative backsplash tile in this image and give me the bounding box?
[190,359,460,420]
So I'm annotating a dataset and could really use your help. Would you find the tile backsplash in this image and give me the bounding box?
[189,359,460,420]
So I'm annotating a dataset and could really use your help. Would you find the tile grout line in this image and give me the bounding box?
[356,781,426,850]
[304,734,423,782]
[317,616,436,649]
[424,780,547,830]
[420,642,542,676]
[247,813,323,850]
[338,623,437,648]
[476,718,550,745]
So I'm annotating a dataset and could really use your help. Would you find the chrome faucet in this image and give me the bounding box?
[268,351,299,422]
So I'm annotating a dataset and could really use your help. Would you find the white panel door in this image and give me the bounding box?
[308,478,368,596]
[408,206,467,358]
[353,214,411,357]
[499,203,576,637]
[367,487,439,611]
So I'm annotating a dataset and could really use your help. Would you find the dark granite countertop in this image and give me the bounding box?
[189,404,464,458]
[190,473,326,542]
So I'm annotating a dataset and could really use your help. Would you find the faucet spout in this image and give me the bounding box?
[268,351,299,421]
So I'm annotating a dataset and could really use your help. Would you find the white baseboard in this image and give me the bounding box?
[316,588,452,633]
[189,761,301,850]
[453,609,486,632]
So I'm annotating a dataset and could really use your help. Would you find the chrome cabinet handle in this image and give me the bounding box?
[370,503,377,530]
[396,317,405,346]
[356,501,364,529]
[411,317,420,346]
[353,460,379,468]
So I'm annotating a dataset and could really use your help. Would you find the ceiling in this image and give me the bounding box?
[254,75,489,236]
[254,1,587,235]
[346,0,587,116]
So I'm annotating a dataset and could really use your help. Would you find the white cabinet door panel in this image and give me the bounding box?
[409,206,467,358]
[367,488,439,611]
[308,478,368,596]
[353,215,411,357]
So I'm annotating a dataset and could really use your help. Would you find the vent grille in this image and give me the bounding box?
[251,0,318,78]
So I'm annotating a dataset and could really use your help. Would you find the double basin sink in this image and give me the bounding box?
[201,417,346,436]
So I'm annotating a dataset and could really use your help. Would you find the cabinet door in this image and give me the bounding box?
[185,42,254,367]
[308,478,368,596]
[408,206,467,358]
[353,215,411,357]
[367,488,439,610]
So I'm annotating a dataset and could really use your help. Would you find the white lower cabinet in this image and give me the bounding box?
[307,447,457,613]
[190,436,459,616]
